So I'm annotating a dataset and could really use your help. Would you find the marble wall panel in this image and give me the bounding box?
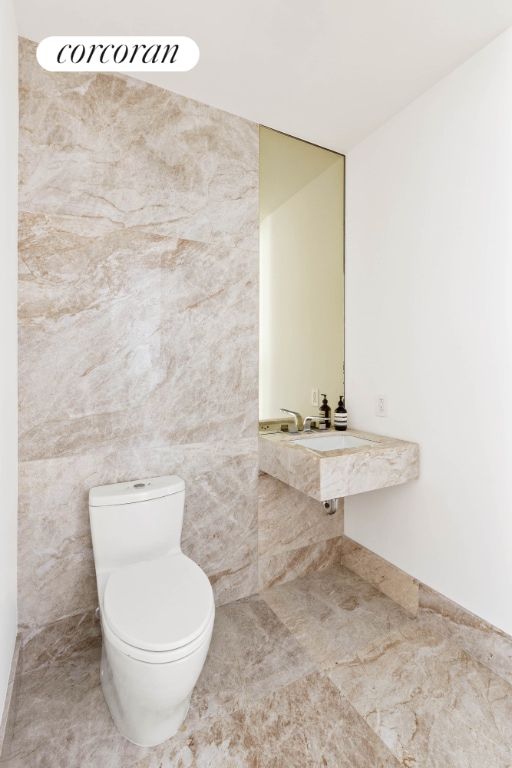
[258,537,344,591]
[258,472,344,558]
[18,38,259,634]
[18,455,99,631]
[148,441,259,607]
[18,439,258,631]
[19,231,258,460]
[341,535,419,615]
[18,40,258,251]
[19,38,259,464]
[152,238,258,448]
[18,219,166,461]
[21,611,101,675]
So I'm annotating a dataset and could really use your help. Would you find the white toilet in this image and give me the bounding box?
[88,475,215,747]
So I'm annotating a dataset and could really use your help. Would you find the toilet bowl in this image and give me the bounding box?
[89,476,215,747]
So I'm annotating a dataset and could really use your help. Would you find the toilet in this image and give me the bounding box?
[88,475,215,747]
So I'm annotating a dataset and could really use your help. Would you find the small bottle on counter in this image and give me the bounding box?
[319,394,331,429]
[334,395,347,431]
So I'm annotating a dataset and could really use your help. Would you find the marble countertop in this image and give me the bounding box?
[259,428,419,501]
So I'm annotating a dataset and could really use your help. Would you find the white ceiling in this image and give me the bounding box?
[12,0,512,152]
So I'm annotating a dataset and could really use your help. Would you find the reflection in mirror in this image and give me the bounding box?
[259,126,345,423]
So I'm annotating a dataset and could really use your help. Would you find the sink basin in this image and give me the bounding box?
[260,429,419,500]
[291,434,377,451]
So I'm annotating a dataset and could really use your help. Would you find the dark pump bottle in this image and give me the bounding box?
[319,394,331,429]
[334,395,347,431]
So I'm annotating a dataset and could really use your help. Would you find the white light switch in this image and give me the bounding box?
[375,394,387,417]
[311,388,319,407]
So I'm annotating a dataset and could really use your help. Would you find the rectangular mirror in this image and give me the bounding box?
[259,126,345,423]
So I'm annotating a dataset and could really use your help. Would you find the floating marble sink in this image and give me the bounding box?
[259,429,419,501]
[291,434,377,451]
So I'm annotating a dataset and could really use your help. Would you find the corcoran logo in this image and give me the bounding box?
[36,36,199,72]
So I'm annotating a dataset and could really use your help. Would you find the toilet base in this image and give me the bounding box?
[101,651,191,746]
[100,624,212,747]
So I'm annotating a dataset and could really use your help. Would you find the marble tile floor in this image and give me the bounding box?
[3,565,512,767]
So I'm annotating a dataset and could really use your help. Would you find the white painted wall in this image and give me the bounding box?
[345,27,512,634]
[0,0,18,715]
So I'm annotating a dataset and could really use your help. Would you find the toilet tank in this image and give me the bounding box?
[89,475,186,574]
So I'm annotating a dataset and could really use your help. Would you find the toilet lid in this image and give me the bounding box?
[103,555,214,652]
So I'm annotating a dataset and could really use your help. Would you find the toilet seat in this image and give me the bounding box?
[102,554,215,662]
[102,603,215,664]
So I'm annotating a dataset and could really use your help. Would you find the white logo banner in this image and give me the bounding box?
[37,36,200,72]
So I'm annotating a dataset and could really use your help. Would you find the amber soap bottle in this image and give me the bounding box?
[334,395,347,431]
[319,394,331,429]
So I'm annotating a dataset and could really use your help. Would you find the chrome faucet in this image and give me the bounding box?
[280,408,303,433]
[303,415,328,433]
